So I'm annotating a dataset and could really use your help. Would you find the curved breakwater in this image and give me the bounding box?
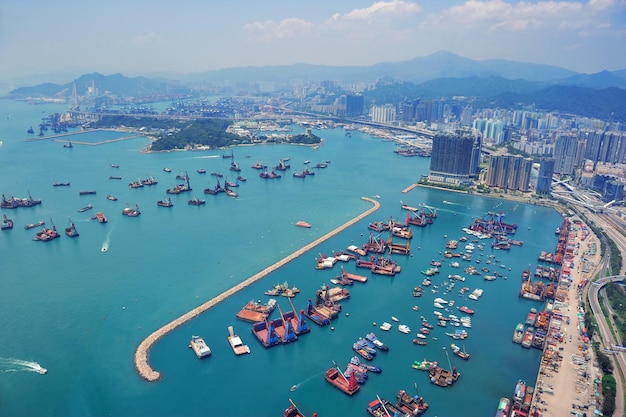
[134,197,380,381]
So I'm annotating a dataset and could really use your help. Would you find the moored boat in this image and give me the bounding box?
[324,365,360,396]
[227,326,251,355]
[122,204,141,217]
[450,343,470,360]
[33,225,60,242]
[396,388,429,415]
[189,335,211,358]
[512,323,524,344]
[495,397,511,417]
[64,217,79,237]
[188,197,206,206]
[24,220,45,230]
[1,214,14,230]
[157,197,173,207]
[78,204,93,213]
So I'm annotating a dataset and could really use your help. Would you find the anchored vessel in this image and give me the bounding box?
[227,326,250,355]
[189,335,212,359]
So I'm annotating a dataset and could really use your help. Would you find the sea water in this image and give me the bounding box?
[0,99,562,417]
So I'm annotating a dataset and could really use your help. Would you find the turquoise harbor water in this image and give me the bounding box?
[0,100,562,417]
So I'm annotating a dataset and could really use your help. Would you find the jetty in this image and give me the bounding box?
[134,197,380,381]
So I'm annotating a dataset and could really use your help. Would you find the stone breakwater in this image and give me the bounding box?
[134,197,380,381]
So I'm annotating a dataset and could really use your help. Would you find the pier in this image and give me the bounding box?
[134,197,380,382]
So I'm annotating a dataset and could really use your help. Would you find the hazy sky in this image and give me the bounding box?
[1,0,625,79]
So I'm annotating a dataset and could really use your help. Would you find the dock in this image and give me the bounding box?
[401,183,418,193]
[134,197,380,382]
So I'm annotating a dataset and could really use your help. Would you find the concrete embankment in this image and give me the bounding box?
[134,197,380,382]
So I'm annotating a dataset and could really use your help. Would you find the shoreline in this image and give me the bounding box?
[134,197,380,382]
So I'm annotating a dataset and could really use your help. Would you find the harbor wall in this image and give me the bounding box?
[134,197,380,381]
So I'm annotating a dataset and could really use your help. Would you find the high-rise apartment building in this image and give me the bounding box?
[428,133,476,185]
[536,159,555,194]
[345,94,364,118]
[485,155,532,192]
[553,134,579,175]
[370,104,396,123]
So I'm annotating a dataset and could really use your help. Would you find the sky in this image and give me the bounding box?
[1,0,625,81]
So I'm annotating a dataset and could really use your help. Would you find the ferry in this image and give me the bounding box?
[227,326,250,355]
[189,335,212,358]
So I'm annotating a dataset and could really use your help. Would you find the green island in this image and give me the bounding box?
[90,115,321,151]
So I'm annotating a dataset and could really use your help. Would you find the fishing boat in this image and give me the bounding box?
[106,195,118,201]
[189,335,211,358]
[458,305,474,315]
[78,204,93,213]
[24,220,45,230]
[188,197,206,206]
[1,214,14,230]
[64,217,79,237]
[324,365,360,396]
[157,198,173,207]
[227,326,250,355]
[95,212,107,223]
[122,204,141,217]
[295,220,311,228]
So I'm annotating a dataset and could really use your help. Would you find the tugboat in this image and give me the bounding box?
[1,214,14,230]
[64,217,79,237]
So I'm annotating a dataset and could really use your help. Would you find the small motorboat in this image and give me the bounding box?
[295,220,311,228]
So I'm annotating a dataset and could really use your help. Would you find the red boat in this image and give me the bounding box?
[324,366,360,396]
[458,306,474,315]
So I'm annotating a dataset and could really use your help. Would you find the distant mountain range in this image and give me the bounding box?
[5,51,626,122]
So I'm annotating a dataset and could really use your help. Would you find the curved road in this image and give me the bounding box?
[587,274,626,416]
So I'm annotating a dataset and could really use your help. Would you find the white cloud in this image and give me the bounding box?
[243,17,314,40]
[132,32,160,46]
[329,0,421,21]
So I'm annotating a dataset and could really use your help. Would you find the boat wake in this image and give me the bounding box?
[192,155,220,159]
[0,357,46,374]
[102,230,112,253]
[443,200,462,205]
[289,370,325,391]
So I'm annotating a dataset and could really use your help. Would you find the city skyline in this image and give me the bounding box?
[1,0,625,82]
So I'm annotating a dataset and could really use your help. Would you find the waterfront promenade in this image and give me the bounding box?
[134,197,380,381]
